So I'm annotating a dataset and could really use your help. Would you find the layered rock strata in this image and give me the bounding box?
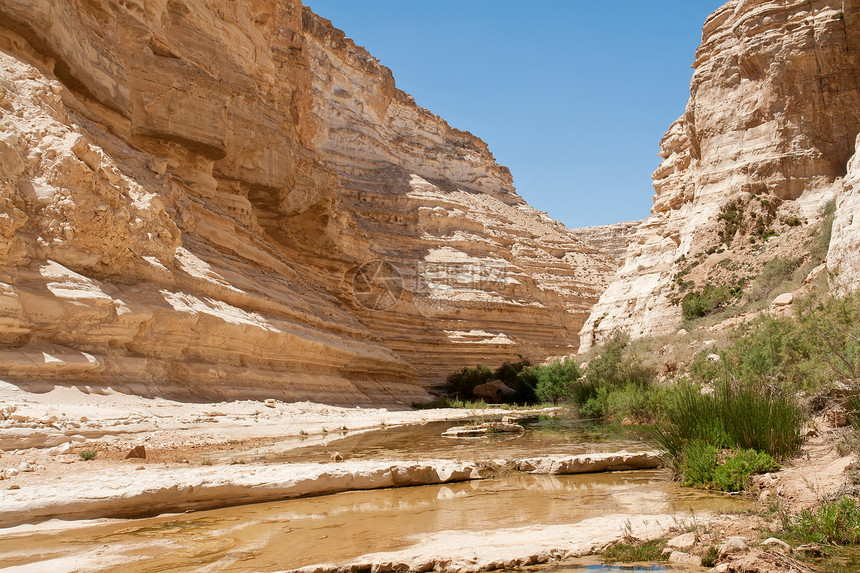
[581,0,860,350]
[0,0,616,403]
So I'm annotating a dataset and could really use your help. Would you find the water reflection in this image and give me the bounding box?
[265,418,651,464]
[0,471,747,572]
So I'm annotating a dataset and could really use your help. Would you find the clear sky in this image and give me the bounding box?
[304,1,725,229]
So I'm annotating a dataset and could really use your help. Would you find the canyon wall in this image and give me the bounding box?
[581,0,860,350]
[0,0,617,404]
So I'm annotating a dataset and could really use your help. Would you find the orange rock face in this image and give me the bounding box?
[0,1,621,403]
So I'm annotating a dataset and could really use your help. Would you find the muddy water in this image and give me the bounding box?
[264,418,650,464]
[0,470,747,572]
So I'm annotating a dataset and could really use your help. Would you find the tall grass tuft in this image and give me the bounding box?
[652,379,804,471]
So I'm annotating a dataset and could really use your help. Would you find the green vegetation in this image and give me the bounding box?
[78,450,97,461]
[534,359,582,404]
[682,283,743,320]
[787,497,860,545]
[603,539,668,562]
[718,200,744,245]
[749,257,801,302]
[652,380,803,466]
[442,359,538,404]
[809,199,837,262]
[677,442,778,491]
[692,293,860,392]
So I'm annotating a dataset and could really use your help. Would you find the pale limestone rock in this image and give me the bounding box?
[719,536,749,558]
[772,293,794,307]
[666,532,697,550]
[669,551,702,566]
[581,1,860,351]
[762,537,791,552]
[828,134,860,295]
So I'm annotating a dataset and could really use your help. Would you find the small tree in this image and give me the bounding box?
[535,359,583,404]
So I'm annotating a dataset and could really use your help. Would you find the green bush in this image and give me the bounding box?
[789,497,860,545]
[750,257,801,302]
[692,293,860,392]
[677,443,778,492]
[712,449,778,492]
[445,365,494,399]
[679,441,719,487]
[718,200,744,245]
[78,450,97,461]
[682,284,741,320]
[560,332,663,421]
[534,359,583,405]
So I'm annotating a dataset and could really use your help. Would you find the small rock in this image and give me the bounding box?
[677,328,688,336]
[330,451,344,462]
[761,537,791,552]
[8,484,19,490]
[719,536,748,558]
[772,292,794,307]
[668,551,702,566]
[666,532,697,551]
[713,564,730,573]
[135,465,145,471]
[125,445,147,459]
[828,407,849,427]
[147,158,168,176]
[795,543,822,557]
[264,399,277,408]
[707,353,721,362]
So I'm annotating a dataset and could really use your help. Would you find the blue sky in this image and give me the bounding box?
[304,1,724,228]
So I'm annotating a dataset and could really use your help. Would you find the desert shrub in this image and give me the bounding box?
[78,450,97,461]
[603,539,668,562]
[534,359,583,405]
[712,449,778,492]
[692,293,860,392]
[445,365,494,399]
[718,200,744,245]
[749,257,801,302]
[789,497,860,545]
[679,441,719,488]
[494,360,538,404]
[808,199,837,262]
[675,442,778,492]
[682,284,742,320]
[565,332,662,421]
[599,382,668,423]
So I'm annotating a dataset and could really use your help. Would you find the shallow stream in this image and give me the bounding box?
[0,418,749,572]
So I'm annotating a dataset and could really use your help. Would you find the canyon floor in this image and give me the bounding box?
[0,379,854,573]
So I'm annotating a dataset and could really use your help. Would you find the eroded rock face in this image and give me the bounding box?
[581,0,860,350]
[828,134,860,295]
[0,1,617,403]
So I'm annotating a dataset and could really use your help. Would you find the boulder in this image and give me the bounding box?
[472,380,515,402]
[125,445,147,460]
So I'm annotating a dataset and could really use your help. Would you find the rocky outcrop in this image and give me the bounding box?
[828,134,860,295]
[302,9,617,380]
[0,1,617,403]
[581,0,860,350]
[0,452,659,527]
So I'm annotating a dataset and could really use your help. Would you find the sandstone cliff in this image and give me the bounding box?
[0,0,616,403]
[581,0,860,350]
